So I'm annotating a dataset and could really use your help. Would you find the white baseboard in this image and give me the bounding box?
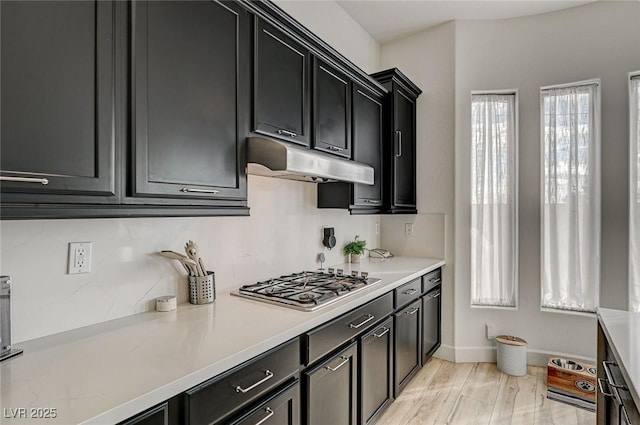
[434,345,595,367]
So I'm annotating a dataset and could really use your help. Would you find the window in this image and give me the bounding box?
[470,92,518,307]
[541,80,600,313]
[630,73,640,313]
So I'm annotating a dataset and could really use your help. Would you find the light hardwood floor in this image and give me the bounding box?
[377,358,595,425]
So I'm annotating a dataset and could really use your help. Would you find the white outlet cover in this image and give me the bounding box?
[68,242,92,274]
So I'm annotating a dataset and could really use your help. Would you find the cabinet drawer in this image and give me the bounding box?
[422,268,442,293]
[394,278,421,309]
[304,293,393,365]
[185,338,300,425]
[227,380,300,425]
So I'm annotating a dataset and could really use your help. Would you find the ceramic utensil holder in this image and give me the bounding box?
[189,272,215,305]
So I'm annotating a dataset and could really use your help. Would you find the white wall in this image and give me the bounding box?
[379,22,456,358]
[454,1,640,363]
[274,0,380,73]
[0,1,382,344]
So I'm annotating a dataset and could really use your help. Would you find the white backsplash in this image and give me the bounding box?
[0,175,379,343]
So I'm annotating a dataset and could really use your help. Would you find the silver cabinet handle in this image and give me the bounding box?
[278,129,297,137]
[621,405,631,425]
[603,361,628,390]
[235,370,274,393]
[254,407,274,425]
[328,146,344,151]
[431,292,441,298]
[597,378,614,397]
[180,187,220,195]
[403,288,418,296]
[0,176,49,185]
[349,314,375,329]
[325,356,349,372]
[363,199,380,204]
[373,327,390,338]
[429,277,441,284]
[407,307,419,315]
[396,130,402,158]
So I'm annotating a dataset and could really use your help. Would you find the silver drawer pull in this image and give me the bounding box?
[621,405,631,425]
[180,187,220,195]
[402,288,418,296]
[597,378,614,397]
[431,292,441,298]
[254,407,274,425]
[363,199,379,204]
[235,370,274,393]
[325,356,349,372]
[328,146,344,151]
[429,277,441,284]
[373,327,390,338]
[603,361,628,390]
[277,129,297,137]
[349,314,375,329]
[407,307,419,315]
[0,176,49,185]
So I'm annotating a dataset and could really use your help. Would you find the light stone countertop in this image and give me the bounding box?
[0,257,444,425]
[597,308,640,408]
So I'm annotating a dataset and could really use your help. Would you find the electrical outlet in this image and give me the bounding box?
[486,322,496,339]
[405,223,414,237]
[68,242,92,274]
[375,222,380,235]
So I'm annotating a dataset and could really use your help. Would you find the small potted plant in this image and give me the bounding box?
[343,235,367,263]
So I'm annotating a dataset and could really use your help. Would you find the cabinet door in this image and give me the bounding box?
[360,318,393,425]
[394,299,421,396]
[305,342,358,425]
[132,0,248,201]
[0,1,116,202]
[392,86,417,208]
[352,85,383,208]
[313,58,351,158]
[254,19,310,146]
[227,381,300,425]
[422,286,441,365]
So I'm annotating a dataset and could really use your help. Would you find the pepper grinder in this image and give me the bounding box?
[1,276,23,362]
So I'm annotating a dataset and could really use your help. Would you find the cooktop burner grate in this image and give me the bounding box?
[232,270,381,311]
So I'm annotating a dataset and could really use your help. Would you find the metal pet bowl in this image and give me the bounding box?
[551,358,584,371]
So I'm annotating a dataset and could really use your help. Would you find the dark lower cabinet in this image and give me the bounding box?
[253,18,310,146]
[394,299,422,396]
[0,0,116,203]
[131,0,249,204]
[421,286,441,365]
[597,322,640,425]
[228,381,300,425]
[305,342,358,425]
[360,318,394,425]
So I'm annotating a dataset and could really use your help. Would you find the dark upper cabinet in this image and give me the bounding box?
[316,83,383,213]
[131,0,248,203]
[312,57,351,158]
[253,18,310,147]
[371,68,422,214]
[0,0,116,203]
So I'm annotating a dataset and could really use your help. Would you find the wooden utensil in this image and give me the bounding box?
[185,240,206,276]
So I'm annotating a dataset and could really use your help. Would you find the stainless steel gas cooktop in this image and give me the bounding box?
[232,269,381,311]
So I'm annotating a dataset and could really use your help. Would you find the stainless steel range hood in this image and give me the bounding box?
[247,137,374,185]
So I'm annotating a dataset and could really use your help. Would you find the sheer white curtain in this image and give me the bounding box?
[470,93,517,307]
[630,75,640,313]
[541,82,600,312]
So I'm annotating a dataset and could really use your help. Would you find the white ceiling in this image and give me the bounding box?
[336,0,598,43]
